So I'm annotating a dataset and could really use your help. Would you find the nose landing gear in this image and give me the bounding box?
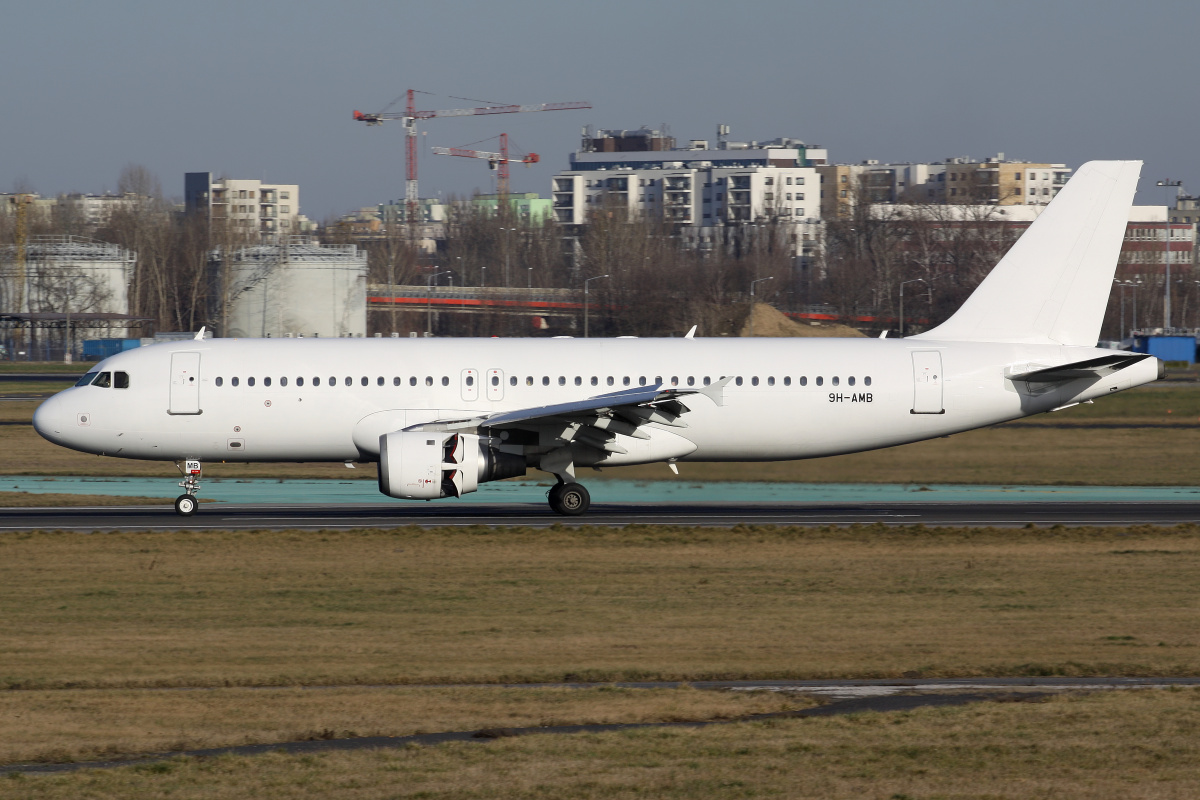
[174,459,202,516]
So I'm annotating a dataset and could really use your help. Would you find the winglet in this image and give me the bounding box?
[194,326,207,341]
[684,325,697,339]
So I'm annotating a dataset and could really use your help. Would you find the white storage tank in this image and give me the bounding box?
[219,237,367,338]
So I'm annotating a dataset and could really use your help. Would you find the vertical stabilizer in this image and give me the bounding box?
[913,160,1141,346]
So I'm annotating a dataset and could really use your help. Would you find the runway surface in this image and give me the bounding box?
[4,498,1200,530]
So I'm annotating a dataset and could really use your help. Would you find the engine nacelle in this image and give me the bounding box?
[377,431,525,500]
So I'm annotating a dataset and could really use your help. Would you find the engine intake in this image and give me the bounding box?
[377,431,525,500]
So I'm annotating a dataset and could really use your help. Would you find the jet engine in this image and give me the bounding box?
[377,431,526,500]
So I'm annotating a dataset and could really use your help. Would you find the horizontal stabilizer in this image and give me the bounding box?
[1008,353,1152,383]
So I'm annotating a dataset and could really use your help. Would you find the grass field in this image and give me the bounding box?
[6,690,1200,799]
[4,525,1198,692]
[4,382,1200,486]
[4,524,1199,793]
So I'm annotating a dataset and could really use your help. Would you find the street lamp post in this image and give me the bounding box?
[899,278,927,338]
[426,269,450,336]
[501,227,517,287]
[748,276,774,337]
[1157,180,1182,330]
[583,274,609,338]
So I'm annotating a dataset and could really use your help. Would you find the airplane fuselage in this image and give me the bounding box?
[33,336,1161,467]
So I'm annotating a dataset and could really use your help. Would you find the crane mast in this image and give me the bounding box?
[353,91,590,234]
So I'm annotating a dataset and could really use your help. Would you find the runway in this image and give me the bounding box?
[3,499,1200,531]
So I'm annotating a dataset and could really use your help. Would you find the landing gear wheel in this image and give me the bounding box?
[549,482,590,516]
[174,494,197,516]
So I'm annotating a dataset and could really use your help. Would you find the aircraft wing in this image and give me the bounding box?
[405,379,730,455]
[1008,353,1153,383]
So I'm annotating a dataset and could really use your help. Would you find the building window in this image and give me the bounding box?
[280,191,290,200]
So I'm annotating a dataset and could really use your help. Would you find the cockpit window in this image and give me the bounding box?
[114,371,130,389]
[92,372,112,388]
[76,371,99,387]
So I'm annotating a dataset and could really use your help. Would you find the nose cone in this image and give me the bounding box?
[32,392,71,446]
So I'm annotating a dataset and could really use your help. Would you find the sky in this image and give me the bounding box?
[3,0,1197,219]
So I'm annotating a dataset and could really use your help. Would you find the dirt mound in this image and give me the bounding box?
[738,303,865,338]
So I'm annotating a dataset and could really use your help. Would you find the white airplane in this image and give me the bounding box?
[33,161,1161,517]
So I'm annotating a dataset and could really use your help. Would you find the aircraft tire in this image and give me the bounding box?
[554,483,590,516]
[174,494,198,516]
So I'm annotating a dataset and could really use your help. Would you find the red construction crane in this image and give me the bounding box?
[353,90,590,230]
[431,134,539,203]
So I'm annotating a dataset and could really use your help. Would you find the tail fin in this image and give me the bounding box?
[913,160,1141,346]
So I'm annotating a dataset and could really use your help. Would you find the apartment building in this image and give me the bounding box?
[818,155,1071,218]
[184,173,311,240]
[550,127,827,255]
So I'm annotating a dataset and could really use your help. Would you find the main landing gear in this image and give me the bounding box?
[174,459,202,516]
[548,481,590,516]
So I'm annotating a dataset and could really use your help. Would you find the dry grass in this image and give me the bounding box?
[7,690,1200,798]
[7,385,1200,484]
[0,685,809,766]
[3,526,1200,691]
[0,492,168,507]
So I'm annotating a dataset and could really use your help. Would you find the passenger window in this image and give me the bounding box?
[410,377,417,386]
[703,377,711,386]
[264,377,272,387]
[313,377,320,386]
[767,376,775,386]
[687,376,695,386]
[466,376,474,387]
[493,376,500,386]
[590,377,598,386]
[361,377,368,386]
[344,377,352,387]
[76,371,99,387]
[114,371,129,389]
[784,377,791,386]
[671,376,679,386]
[800,376,807,386]
[425,377,433,386]
[527,376,534,386]
[377,377,384,386]
[215,376,224,387]
[231,377,239,387]
[735,377,743,386]
[441,376,449,386]
[93,372,112,388]
[248,377,256,387]
[281,377,288,387]
[297,377,304,387]
[816,377,824,386]
[655,376,662,385]
[574,377,582,386]
[329,376,335,386]
[751,377,759,386]
[393,377,401,386]
[509,376,516,386]
[832,377,839,386]
[865,376,872,386]
[848,376,855,386]
[623,377,630,386]
[639,376,647,386]
[607,376,614,386]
